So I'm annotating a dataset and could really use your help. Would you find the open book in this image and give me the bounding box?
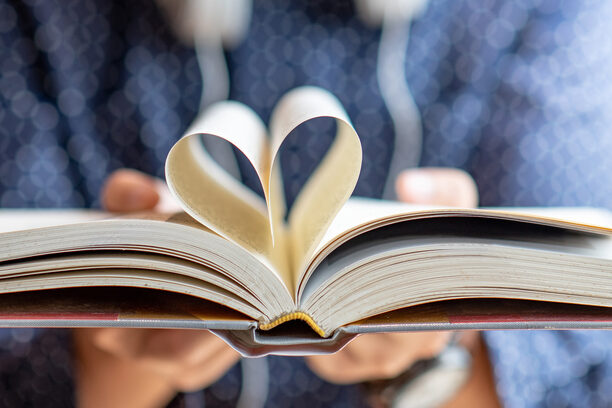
[2,87,612,356]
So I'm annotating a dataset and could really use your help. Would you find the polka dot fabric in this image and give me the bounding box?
[485,331,612,408]
[0,0,200,208]
[2,0,612,407]
[2,0,612,209]
[0,329,73,407]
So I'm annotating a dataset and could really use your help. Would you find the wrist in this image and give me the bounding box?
[360,332,500,408]
[441,333,500,408]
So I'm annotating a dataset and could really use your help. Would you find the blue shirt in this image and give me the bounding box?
[1,0,612,406]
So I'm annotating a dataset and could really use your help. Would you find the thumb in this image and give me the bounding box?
[395,167,479,207]
[101,169,159,212]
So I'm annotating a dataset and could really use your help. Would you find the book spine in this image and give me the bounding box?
[259,312,326,337]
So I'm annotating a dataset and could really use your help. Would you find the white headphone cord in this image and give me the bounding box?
[236,357,270,408]
[190,0,242,179]
[378,9,423,199]
[194,34,230,112]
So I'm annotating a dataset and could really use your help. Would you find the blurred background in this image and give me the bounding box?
[2,0,611,211]
[2,1,612,406]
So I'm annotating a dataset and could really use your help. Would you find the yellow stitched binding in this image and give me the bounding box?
[259,312,326,337]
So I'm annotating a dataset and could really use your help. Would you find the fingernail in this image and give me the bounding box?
[400,171,435,203]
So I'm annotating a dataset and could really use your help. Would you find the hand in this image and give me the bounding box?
[306,167,479,384]
[74,169,240,408]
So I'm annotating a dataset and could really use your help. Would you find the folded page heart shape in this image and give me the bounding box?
[166,87,362,282]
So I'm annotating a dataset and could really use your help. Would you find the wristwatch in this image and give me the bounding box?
[361,338,472,408]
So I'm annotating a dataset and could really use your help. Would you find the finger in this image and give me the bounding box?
[306,351,363,384]
[92,328,239,384]
[86,327,144,359]
[130,330,239,391]
[342,333,397,365]
[396,168,479,207]
[308,340,402,383]
[101,169,159,212]
[171,347,241,392]
[136,330,234,372]
[92,328,232,373]
[307,347,401,383]
[307,334,398,384]
[306,332,452,383]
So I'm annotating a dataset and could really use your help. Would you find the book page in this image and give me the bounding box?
[296,198,612,300]
[0,209,295,320]
[267,87,362,285]
[318,198,612,255]
[0,210,107,233]
[165,102,290,284]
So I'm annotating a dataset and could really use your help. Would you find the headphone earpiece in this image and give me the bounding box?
[181,0,429,47]
[187,0,253,48]
[354,0,430,27]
